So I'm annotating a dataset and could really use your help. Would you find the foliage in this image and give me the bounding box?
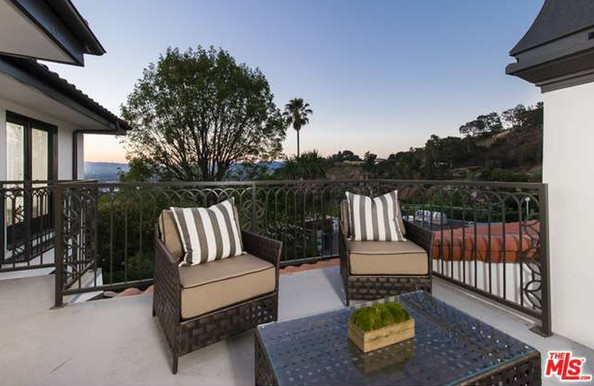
[362,151,377,174]
[274,150,328,180]
[327,150,362,163]
[121,46,286,181]
[283,98,312,157]
[502,102,543,131]
[351,302,411,332]
[118,157,156,182]
[459,112,503,137]
[372,103,543,182]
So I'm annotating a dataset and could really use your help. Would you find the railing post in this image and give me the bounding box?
[532,183,552,336]
[53,183,64,308]
[251,181,257,231]
[0,184,5,264]
[24,180,32,262]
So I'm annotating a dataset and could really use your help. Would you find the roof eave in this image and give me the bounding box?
[8,0,106,66]
[0,55,130,132]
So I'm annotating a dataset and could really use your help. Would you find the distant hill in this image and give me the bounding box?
[84,161,283,182]
[84,162,129,182]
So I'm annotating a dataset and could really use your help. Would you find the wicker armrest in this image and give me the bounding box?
[339,223,350,253]
[241,230,282,269]
[403,220,434,256]
[154,229,181,288]
[338,223,350,276]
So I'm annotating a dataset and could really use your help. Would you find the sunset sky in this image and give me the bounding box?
[46,0,543,163]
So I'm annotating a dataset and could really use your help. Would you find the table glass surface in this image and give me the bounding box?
[256,291,538,385]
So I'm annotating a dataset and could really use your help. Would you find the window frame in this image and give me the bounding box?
[6,111,57,181]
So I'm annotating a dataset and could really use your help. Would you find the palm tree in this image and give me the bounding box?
[283,98,312,157]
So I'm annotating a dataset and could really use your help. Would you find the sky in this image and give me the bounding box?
[46,0,544,163]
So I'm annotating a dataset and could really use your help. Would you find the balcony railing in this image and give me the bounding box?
[2,179,550,335]
[0,180,57,272]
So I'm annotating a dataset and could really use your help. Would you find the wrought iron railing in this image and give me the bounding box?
[52,180,550,335]
[1,180,56,272]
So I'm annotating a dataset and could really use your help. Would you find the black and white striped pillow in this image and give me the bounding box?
[346,191,405,241]
[170,198,243,266]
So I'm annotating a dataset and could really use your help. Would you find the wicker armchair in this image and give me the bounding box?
[339,200,433,306]
[153,210,282,374]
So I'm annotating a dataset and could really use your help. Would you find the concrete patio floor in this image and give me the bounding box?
[0,267,592,385]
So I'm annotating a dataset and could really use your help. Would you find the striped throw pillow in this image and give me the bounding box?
[346,191,405,241]
[170,198,243,266]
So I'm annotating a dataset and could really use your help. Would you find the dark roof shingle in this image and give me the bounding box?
[0,54,130,132]
[511,0,594,55]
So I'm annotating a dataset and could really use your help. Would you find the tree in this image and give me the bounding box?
[502,103,543,131]
[120,46,286,181]
[459,112,503,137]
[275,150,327,180]
[501,104,527,129]
[362,151,377,175]
[327,150,361,163]
[283,98,312,157]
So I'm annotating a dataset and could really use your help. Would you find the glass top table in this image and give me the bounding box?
[255,291,541,385]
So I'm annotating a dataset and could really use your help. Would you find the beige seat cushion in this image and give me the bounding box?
[348,240,428,275]
[178,254,275,319]
[158,210,184,261]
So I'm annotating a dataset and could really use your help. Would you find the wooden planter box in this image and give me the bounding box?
[348,318,415,353]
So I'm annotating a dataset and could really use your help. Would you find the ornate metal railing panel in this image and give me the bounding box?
[52,179,550,336]
[0,181,56,272]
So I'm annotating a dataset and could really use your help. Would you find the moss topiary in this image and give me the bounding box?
[350,302,411,332]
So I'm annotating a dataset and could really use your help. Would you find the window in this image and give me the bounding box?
[5,112,56,181]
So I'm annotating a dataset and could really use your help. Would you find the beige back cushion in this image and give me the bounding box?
[341,197,407,236]
[158,210,184,261]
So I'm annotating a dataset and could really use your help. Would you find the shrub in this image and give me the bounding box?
[350,302,411,332]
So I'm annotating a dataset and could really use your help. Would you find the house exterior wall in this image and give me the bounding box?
[543,82,594,349]
[0,98,84,180]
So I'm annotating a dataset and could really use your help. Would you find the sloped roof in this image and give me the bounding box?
[44,0,106,55]
[0,54,130,132]
[511,0,594,55]
[5,0,105,65]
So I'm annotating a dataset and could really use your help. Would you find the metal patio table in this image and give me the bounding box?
[255,291,541,385]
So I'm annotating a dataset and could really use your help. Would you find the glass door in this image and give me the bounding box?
[3,112,56,262]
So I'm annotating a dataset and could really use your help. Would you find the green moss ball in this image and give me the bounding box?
[350,302,410,332]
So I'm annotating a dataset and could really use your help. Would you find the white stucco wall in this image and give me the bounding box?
[0,98,84,180]
[543,82,594,349]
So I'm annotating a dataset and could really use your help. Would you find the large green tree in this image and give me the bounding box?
[121,46,286,181]
[283,98,312,157]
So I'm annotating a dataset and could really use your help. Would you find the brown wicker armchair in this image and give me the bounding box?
[339,200,433,306]
[153,210,282,374]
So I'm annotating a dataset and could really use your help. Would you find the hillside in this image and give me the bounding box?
[369,103,544,182]
[454,126,543,180]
